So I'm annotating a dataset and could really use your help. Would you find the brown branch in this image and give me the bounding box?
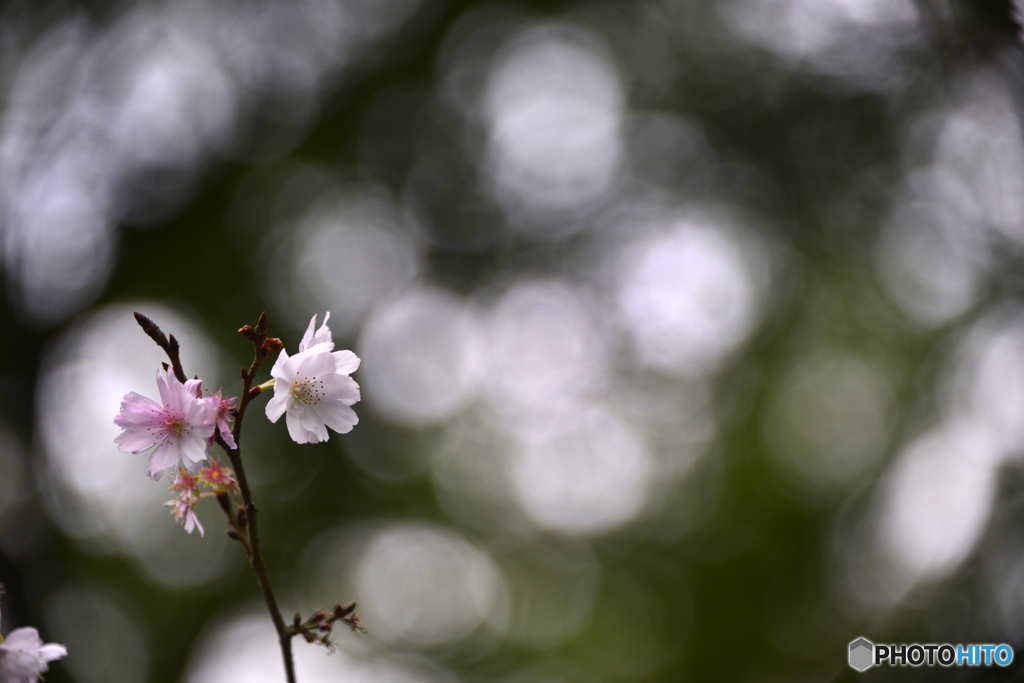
[133,312,187,383]
[289,602,366,649]
[138,311,296,683]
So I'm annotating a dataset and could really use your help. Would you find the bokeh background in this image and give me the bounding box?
[0,0,1023,681]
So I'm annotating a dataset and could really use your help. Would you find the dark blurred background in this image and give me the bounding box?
[0,0,1022,681]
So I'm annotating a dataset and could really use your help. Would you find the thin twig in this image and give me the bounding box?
[133,312,187,384]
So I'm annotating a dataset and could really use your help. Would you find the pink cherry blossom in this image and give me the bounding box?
[114,369,215,480]
[164,494,204,537]
[198,459,238,493]
[0,627,66,683]
[205,390,238,449]
[265,313,360,444]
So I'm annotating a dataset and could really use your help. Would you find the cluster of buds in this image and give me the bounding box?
[290,602,366,652]
[163,461,240,538]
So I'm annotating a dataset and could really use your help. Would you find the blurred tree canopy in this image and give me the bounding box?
[1,1,1024,682]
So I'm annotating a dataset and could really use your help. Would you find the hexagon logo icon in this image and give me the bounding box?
[849,637,874,672]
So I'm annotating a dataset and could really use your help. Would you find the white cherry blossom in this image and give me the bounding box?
[265,313,360,444]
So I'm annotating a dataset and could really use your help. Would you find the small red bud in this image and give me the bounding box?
[264,337,284,355]
[238,325,257,341]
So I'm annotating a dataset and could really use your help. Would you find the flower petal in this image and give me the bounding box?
[2,627,41,649]
[312,400,358,435]
[332,349,360,375]
[179,434,209,468]
[218,421,237,450]
[37,643,68,662]
[299,408,329,443]
[184,378,204,398]
[299,312,335,353]
[321,373,360,405]
[114,428,161,454]
[297,348,337,379]
[270,348,299,382]
[285,408,311,444]
[114,392,163,425]
[156,369,172,407]
[266,394,288,423]
[148,441,179,480]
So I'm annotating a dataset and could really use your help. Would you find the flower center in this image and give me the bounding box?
[291,377,324,405]
[165,415,188,439]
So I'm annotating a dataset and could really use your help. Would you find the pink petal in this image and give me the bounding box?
[218,420,237,449]
[179,434,209,468]
[114,392,163,425]
[156,369,172,408]
[184,378,204,398]
[114,428,161,454]
[148,441,179,480]
[166,372,195,414]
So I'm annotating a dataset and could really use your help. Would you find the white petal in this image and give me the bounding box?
[38,643,67,662]
[299,314,319,352]
[286,409,310,444]
[270,348,298,381]
[313,400,358,435]
[332,349,360,375]
[300,409,329,443]
[321,374,360,405]
[298,349,337,379]
[265,394,288,422]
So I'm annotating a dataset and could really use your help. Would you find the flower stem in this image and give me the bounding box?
[138,311,296,683]
[218,323,296,683]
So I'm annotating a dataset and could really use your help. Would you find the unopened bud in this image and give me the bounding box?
[263,337,284,355]
[294,613,302,626]
[255,312,269,337]
[227,529,242,541]
[237,506,247,527]
[238,325,257,341]
[334,602,356,618]
[240,367,248,381]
